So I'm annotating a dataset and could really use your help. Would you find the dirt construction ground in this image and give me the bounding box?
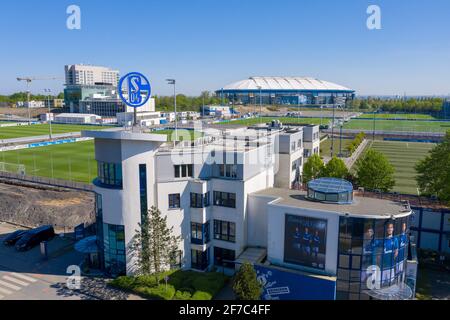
[0,181,94,230]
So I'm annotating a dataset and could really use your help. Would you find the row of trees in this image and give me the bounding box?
[303,149,396,192]
[346,132,366,155]
[348,97,444,113]
[416,131,450,204]
[0,92,64,104]
[155,91,224,112]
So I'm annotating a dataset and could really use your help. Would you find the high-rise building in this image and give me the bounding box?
[65,64,119,86]
[443,99,450,119]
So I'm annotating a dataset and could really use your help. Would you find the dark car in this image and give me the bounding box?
[15,225,55,251]
[3,229,29,246]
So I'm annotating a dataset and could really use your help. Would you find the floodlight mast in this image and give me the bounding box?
[16,76,61,124]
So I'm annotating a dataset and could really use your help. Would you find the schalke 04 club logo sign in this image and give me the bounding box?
[118,72,152,108]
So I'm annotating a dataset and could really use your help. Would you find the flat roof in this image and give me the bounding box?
[251,188,411,218]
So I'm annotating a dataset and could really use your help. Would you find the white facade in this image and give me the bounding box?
[54,113,100,124]
[117,111,163,126]
[16,100,45,108]
[65,64,120,86]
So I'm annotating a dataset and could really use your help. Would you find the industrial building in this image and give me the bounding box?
[218,76,355,106]
[83,122,416,300]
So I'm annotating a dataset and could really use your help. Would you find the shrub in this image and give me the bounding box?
[232,262,263,300]
[144,284,176,300]
[109,276,135,290]
[174,290,192,300]
[191,291,213,300]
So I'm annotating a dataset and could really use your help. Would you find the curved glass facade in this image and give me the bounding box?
[103,223,126,276]
[307,178,354,204]
[337,216,410,300]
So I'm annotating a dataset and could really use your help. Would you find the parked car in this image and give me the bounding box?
[3,229,28,246]
[15,225,55,251]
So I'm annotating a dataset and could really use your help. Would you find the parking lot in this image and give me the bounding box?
[0,222,141,300]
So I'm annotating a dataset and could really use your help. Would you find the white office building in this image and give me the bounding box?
[54,113,100,124]
[83,123,415,300]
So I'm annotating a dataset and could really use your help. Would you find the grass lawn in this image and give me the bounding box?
[0,140,96,183]
[221,117,328,126]
[344,119,450,133]
[0,124,110,140]
[320,138,355,157]
[152,129,203,141]
[366,140,435,195]
[358,113,436,120]
[109,269,229,300]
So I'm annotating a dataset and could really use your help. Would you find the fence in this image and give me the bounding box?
[0,170,93,192]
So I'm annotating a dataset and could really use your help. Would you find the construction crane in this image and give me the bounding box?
[16,76,63,124]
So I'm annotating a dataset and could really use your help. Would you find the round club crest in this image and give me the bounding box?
[118,72,152,108]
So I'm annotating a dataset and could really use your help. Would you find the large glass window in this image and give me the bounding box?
[174,164,193,178]
[219,164,238,179]
[213,220,236,242]
[190,192,210,208]
[191,249,209,271]
[169,194,181,209]
[191,222,210,245]
[214,247,235,268]
[139,164,147,221]
[213,191,236,208]
[103,223,126,276]
[97,162,122,187]
[336,216,410,300]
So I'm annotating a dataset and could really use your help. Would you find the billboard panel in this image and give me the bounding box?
[255,264,336,300]
[284,214,327,270]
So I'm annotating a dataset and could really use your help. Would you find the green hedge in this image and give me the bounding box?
[109,270,228,300]
[346,132,366,155]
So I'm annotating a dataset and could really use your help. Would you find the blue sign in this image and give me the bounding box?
[254,264,336,300]
[118,72,152,108]
[74,223,85,240]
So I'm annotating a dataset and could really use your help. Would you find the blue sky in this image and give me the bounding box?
[0,0,449,96]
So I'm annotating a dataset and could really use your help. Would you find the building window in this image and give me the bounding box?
[219,164,238,179]
[97,162,122,187]
[191,222,210,245]
[304,149,311,158]
[213,220,236,242]
[103,223,126,276]
[191,249,209,271]
[213,191,236,208]
[174,164,193,178]
[291,141,296,152]
[190,192,210,208]
[297,139,302,149]
[169,194,181,209]
[214,247,235,268]
[139,164,147,221]
[170,250,182,269]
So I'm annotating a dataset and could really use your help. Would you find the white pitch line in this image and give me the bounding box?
[2,276,29,286]
[10,272,37,283]
[0,280,20,291]
[0,286,12,295]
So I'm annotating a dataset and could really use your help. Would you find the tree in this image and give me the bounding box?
[416,131,450,203]
[303,154,324,184]
[232,262,263,300]
[355,149,395,192]
[322,156,349,179]
[132,206,181,275]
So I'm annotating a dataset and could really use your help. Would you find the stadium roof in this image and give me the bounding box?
[222,76,353,92]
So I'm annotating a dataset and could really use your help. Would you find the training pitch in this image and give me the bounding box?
[0,140,96,183]
[367,140,435,195]
[0,124,109,140]
[343,119,450,133]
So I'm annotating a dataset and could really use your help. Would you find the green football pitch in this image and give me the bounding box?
[220,117,327,126]
[0,140,96,183]
[343,119,450,133]
[0,124,110,140]
[366,140,435,195]
[357,113,436,120]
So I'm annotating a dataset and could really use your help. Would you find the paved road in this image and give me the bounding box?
[0,222,142,300]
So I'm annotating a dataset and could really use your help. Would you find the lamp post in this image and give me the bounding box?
[166,79,177,142]
[44,89,52,140]
[257,86,262,123]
